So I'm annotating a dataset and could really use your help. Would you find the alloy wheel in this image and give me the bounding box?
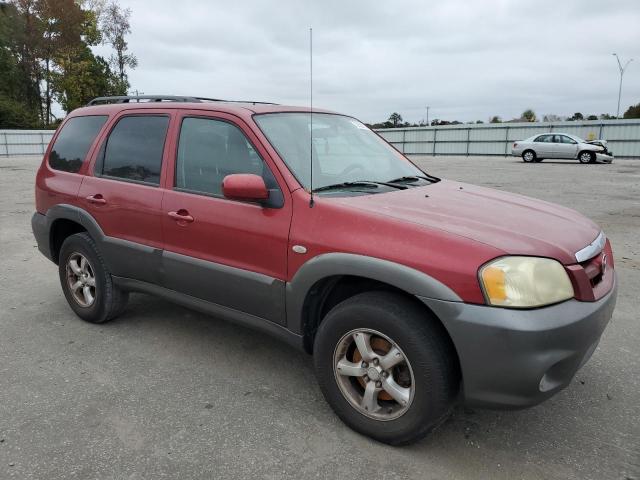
[66,252,96,307]
[333,328,415,421]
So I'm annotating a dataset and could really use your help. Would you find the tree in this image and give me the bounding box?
[489,115,502,123]
[623,103,640,119]
[567,112,584,121]
[101,1,137,92]
[542,114,562,122]
[388,112,403,127]
[599,113,616,120]
[587,115,598,120]
[521,109,536,122]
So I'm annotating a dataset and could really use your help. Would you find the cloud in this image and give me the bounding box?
[105,0,640,123]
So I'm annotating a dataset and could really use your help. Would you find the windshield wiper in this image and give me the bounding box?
[313,180,407,193]
[387,174,439,184]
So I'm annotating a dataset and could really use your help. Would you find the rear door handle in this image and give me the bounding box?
[86,194,106,205]
[168,210,194,223]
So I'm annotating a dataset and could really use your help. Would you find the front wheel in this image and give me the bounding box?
[579,151,595,164]
[522,150,536,162]
[313,292,459,445]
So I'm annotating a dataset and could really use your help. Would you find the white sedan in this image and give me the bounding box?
[512,133,614,164]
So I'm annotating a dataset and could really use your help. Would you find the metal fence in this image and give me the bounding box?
[0,130,55,156]
[376,119,640,158]
[3,119,640,158]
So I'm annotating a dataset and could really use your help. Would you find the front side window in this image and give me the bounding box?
[49,115,108,173]
[101,115,169,185]
[254,113,425,191]
[176,117,269,196]
[560,135,577,144]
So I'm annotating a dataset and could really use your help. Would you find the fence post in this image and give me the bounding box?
[504,126,509,155]
[2,132,8,156]
[433,128,437,156]
[402,129,406,155]
[466,128,471,156]
[40,133,46,154]
[599,123,604,139]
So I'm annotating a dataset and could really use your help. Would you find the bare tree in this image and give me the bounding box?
[101,0,136,90]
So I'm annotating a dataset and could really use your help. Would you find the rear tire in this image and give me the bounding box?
[522,150,536,163]
[578,151,594,164]
[58,232,128,324]
[313,291,459,445]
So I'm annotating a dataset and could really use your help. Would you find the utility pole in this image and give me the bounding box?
[425,106,430,126]
[612,54,633,118]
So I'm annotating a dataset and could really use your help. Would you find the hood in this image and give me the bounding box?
[587,139,607,147]
[332,180,600,264]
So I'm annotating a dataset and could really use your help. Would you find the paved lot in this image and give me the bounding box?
[0,155,638,479]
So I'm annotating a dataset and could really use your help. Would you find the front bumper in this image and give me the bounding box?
[420,274,617,408]
[595,152,614,163]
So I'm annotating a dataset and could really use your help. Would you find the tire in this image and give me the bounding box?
[522,150,536,163]
[313,291,459,445]
[578,151,594,164]
[58,232,129,324]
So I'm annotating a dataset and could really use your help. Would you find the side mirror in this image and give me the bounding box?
[222,174,269,202]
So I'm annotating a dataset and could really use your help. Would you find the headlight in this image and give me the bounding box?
[479,256,574,308]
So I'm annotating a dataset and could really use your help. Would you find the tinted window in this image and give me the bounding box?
[49,116,108,173]
[101,116,169,185]
[176,117,268,196]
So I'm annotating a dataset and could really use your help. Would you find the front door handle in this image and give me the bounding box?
[168,209,194,223]
[86,194,107,205]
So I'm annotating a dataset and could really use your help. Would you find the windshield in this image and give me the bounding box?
[254,113,426,191]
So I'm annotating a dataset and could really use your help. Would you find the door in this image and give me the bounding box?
[79,112,171,284]
[161,113,292,325]
[533,134,555,157]
[555,134,579,159]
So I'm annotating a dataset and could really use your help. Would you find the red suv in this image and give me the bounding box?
[32,95,617,445]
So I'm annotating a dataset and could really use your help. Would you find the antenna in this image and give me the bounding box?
[309,27,314,208]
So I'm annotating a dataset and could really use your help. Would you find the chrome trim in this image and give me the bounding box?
[575,231,606,263]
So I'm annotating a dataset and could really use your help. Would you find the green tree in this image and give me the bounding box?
[587,115,598,120]
[388,112,403,127]
[53,45,121,112]
[521,109,536,122]
[0,1,40,127]
[490,115,501,123]
[623,103,640,119]
[101,1,137,92]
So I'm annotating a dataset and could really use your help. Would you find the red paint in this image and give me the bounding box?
[35,102,615,305]
[222,174,269,201]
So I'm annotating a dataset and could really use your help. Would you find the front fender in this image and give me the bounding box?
[285,252,462,334]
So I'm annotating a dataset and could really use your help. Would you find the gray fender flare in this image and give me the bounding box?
[285,252,462,335]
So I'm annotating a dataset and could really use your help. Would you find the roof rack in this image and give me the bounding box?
[86,95,279,106]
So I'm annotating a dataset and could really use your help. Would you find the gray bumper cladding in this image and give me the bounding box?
[420,275,618,409]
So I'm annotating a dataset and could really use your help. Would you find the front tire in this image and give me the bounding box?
[58,232,128,324]
[313,291,459,445]
[579,151,595,164]
[522,150,536,163]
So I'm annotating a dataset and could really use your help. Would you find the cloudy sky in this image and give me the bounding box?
[94,0,640,124]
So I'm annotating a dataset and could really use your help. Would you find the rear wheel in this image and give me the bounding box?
[313,291,459,445]
[522,150,536,162]
[579,151,594,164]
[58,233,128,324]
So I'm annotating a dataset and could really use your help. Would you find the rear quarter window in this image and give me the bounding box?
[48,116,108,173]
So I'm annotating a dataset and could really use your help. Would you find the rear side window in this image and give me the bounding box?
[101,115,169,185]
[49,116,108,173]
